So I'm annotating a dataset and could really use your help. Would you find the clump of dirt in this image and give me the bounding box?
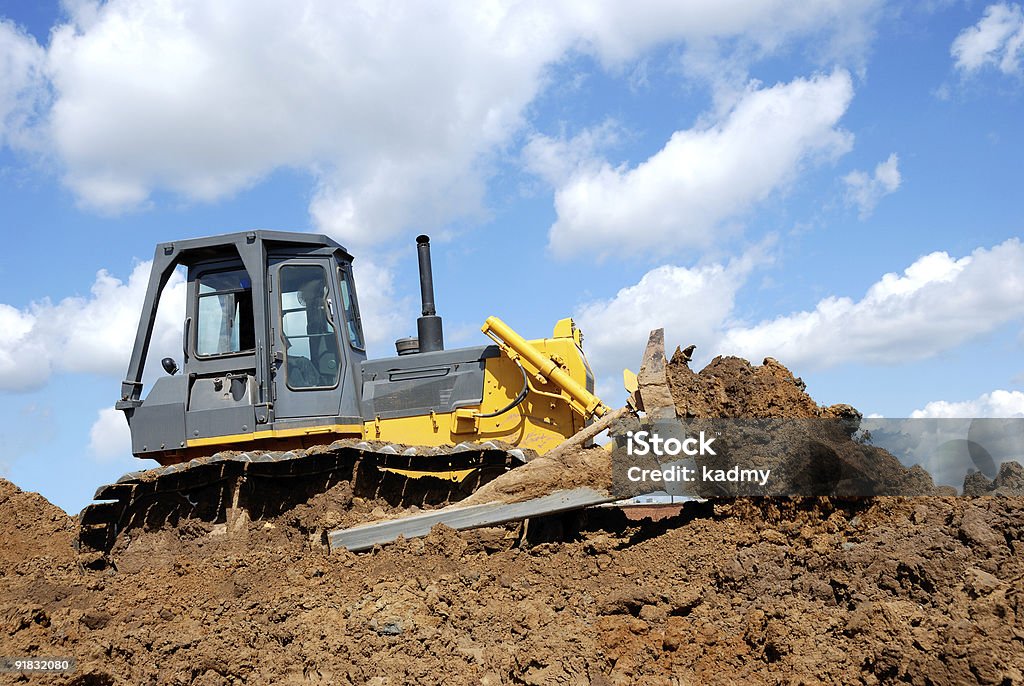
[458,445,611,507]
[964,460,1024,496]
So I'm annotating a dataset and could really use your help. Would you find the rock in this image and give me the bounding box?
[959,508,1004,548]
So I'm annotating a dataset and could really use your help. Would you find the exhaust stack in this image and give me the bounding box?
[415,234,444,353]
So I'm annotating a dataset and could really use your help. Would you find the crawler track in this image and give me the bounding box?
[78,440,527,557]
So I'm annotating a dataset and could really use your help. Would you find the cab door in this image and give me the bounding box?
[270,260,345,420]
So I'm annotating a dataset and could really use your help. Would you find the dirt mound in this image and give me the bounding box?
[2,478,1022,684]
[667,352,852,419]
[465,355,896,507]
[663,354,943,496]
[0,478,76,569]
[964,461,1024,496]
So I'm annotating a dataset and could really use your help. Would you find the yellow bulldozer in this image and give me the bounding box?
[79,230,662,556]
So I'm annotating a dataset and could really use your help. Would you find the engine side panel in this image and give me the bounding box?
[360,345,498,420]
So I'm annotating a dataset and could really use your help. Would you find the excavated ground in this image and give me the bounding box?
[1,354,1022,685]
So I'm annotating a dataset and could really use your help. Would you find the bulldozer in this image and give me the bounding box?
[78,230,656,556]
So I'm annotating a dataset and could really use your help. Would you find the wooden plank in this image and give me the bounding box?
[327,487,615,553]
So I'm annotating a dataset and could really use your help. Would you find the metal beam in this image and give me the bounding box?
[327,487,615,552]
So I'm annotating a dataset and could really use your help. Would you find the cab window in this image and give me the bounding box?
[280,265,341,389]
[338,266,365,350]
[196,268,254,356]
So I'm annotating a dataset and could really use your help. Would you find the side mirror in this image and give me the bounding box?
[161,357,179,375]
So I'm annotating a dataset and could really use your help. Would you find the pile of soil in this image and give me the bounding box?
[478,354,944,504]
[1,481,1022,685]
[2,354,1022,684]
[965,461,1024,496]
[663,354,947,497]
[666,353,837,419]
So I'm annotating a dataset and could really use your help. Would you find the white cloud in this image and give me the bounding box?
[0,19,47,150]
[88,406,132,462]
[575,245,769,399]
[3,1,881,244]
[910,390,1024,418]
[522,120,624,186]
[546,1,881,69]
[843,152,901,219]
[880,392,1024,487]
[545,70,854,260]
[43,1,569,229]
[566,237,1024,406]
[351,258,414,359]
[720,238,1024,369]
[0,252,407,390]
[0,261,185,391]
[952,3,1024,75]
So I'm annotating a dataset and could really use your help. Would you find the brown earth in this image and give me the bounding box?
[475,353,945,504]
[1,354,1023,685]
[667,353,828,419]
[457,445,612,507]
[663,354,948,497]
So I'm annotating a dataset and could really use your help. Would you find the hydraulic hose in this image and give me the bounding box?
[474,359,529,419]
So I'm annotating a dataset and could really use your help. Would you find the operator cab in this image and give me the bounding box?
[117,231,367,461]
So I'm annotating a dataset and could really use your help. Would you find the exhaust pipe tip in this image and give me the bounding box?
[414,234,444,353]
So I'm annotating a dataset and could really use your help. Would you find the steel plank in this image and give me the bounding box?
[328,487,614,552]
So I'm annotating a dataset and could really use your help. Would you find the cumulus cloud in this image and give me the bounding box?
[843,152,901,218]
[0,254,419,393]
[351,259,415,358]
[573,237,1024,399]
[952,3,1024,75]
[88,406,132,462]
[3,1,881,244]
[910,390,1024,418]
[545,70,854,260]
[0,18,47,149]
[0,262,186,392]
[42,1,569,226]
[575,244,770,398]
[545,1,881,69]
[720,238,1024,369]
[523,120,625,186]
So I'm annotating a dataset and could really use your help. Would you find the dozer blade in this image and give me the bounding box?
[631,328,678,420]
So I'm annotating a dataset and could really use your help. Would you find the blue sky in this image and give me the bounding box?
[1,1,1023,513]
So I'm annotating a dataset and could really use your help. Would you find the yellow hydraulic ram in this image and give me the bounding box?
[481,316,611,419]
